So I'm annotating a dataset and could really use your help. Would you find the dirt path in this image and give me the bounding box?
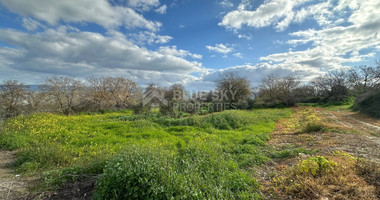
[258,107,380,199]
[270,107,380,163]
[0,151,32,200]
[318,108,380,163]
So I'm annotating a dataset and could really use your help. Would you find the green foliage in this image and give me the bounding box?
[298,156,337,177]
[297,96,355,112]
[354,92,380,118]
[132,102,152,115]
[296,109,326,133]
[94,144,261,200]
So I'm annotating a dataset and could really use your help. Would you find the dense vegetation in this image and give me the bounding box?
[354,92,380,118]
[0,108,292,198]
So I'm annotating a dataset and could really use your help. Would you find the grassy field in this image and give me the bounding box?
[0,108,293,199]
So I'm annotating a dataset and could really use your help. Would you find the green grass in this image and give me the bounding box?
[0,108,293,197]
[297,103,353,112]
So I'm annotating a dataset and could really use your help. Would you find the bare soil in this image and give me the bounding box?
[0,151,34,200]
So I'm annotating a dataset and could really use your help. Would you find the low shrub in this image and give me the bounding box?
[297,156,336,177]
[354,92,380,118]
[94,144,261,200]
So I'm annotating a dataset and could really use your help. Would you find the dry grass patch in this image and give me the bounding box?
[271,152,378,200]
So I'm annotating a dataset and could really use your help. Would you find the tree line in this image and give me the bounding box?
[1,62,379,119]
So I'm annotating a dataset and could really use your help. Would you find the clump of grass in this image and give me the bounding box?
[94,144,261,200]
[272,152,378,199]
[269,145,316,159]
[297,156,337,177]
[277,107,327,134]
[300,109,326,133]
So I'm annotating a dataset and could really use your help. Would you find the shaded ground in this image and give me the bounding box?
[0,150,95,200]
[43,176,96,200]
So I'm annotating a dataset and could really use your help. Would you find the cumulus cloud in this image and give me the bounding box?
[0,28,205,79]
[219,0,311,31]
[262,0,380,71]
[218,0,380,79]
[206,43,234,54]
[0,0,161,31]
[158,46,202,59]
[155,4,167,14]
[128,31,172,45]
[127,0,160,12]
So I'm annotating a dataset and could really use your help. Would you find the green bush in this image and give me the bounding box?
[94,144,261,200]
[355,92,380,118]
[132,102,152,115]
[298,156,337,177]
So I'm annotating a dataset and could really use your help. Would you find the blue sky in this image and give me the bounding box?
[0,0,379,90]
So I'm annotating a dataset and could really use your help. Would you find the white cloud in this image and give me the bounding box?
[0,28,205,79]
[127,0,160,12]
[206,43,233,54]
[237,34,252,40]
[158,46,202,59]
[21,17,45,31]
[219,0,233,8]
[155,4,167,14]
[233,53,243,58]
[128,31,172,45]
[294,0,336,27]
[0,0,161,31]
[219,0,311,31]
[261,0,380,72]
[237,0,252,11]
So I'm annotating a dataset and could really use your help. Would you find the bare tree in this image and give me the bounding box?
[311,71,348,101]
[24,89,46,113]
[215,71,252,105]
[41,76,83,115]
[256,74,300,106]
[347,65,379,92]
[0,80,27,117]
[87,77,137,110]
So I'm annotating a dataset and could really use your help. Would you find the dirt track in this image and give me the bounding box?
[270,107,380,163]
[318,108,380,163]
[0,151,30,200]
